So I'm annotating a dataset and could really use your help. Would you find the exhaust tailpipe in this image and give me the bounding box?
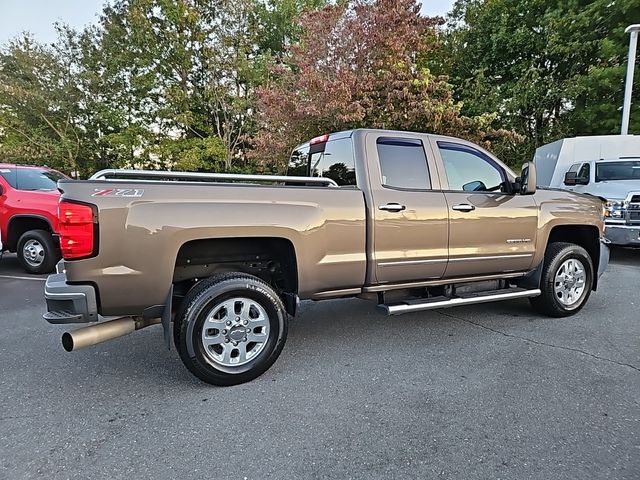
[62,316,160,352]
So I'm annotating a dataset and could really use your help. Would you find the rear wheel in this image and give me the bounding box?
[16,229,59,274]
[174,273,288,386]
[530,242,593,317]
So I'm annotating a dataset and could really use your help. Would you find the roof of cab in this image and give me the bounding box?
[0,163,56,170]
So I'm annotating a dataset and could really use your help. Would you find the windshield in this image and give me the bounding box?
[595,160,640,182]
[0,167,67,190]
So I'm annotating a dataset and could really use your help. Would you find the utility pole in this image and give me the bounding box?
[621,24,640,135]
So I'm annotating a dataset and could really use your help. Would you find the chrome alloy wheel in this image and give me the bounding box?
[22,239,45,268]
[201,297,270,367]
[553,258,586,308]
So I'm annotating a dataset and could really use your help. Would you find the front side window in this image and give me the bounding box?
[578,163,590,183]
[377,137,431,190]
[438,143,505,192]
[596,160,640,182]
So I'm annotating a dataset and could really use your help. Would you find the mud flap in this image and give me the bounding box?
[516,261,543,290]
[161,285,173,350]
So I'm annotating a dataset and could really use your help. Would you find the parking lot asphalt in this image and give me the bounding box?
[0,249,638,480]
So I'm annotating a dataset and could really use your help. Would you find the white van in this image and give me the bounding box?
[534,135,640,246]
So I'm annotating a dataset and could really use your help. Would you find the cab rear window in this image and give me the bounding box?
[288,137,357,186]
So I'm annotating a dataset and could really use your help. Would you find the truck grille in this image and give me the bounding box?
[628,193,640,224]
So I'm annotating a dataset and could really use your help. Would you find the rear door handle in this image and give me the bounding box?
[452,204,475,212]
[378,203,406,212]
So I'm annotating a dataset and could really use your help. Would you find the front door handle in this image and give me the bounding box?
[378,203,406,212]
[452,204,475,212]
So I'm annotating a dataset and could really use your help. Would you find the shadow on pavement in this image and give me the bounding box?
[609,246,640,266]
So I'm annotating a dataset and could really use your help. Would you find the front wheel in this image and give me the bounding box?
[16,229,59,274]
[174,273,289,386]
[530,242,593,317]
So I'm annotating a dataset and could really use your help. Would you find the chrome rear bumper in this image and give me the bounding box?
[43,262,98,324]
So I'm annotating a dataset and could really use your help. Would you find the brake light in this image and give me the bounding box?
[58,201,96,259]
[310,133,329,145]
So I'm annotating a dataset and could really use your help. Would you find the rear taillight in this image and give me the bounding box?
[58,201,96,259]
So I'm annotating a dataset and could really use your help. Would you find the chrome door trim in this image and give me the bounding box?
[449,253,533,262]
[363,271,527,293]
[378,258,447,267]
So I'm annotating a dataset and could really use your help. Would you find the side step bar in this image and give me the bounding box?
[381,288,541,316]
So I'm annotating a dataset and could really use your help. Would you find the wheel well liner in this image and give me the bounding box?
[173,237,298,294]
[6,215,54,251]
[546,225,601,290]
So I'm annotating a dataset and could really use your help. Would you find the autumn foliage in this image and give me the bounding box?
[253,0,518,169]
[2,0,637,175]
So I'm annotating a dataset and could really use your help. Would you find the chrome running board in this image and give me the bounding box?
[381,288,541,316]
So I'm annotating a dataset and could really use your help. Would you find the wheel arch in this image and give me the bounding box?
[6,215,54,251]
[171,236,299,309]
[545,224,601,290]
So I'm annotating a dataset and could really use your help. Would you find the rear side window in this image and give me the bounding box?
[376,137,431,190]
[0,168,17,188]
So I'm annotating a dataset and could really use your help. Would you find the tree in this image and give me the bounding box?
[253,0,519,170]
[252,0,328,55]
[443,0,640,160]
[0,35,86,174]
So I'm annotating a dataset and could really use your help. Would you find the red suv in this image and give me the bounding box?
[0,164,69,274]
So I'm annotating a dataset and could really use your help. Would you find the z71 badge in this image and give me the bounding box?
[92,188,145,198]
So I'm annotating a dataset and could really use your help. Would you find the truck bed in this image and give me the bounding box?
[58,178,366,316]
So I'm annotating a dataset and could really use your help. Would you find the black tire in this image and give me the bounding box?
[174,273,289,386]
[529,242,594,317]
[16,229,59,274]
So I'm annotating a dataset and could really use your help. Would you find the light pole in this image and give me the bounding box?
[621,24,640,135]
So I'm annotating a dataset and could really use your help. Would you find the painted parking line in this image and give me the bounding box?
[0,274,46,282]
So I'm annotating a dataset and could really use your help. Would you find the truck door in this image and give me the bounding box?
[432,140,538,277]
[365,133,449,284]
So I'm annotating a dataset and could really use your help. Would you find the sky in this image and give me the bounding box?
[0,0,456,46]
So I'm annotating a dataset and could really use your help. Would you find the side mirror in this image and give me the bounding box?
[520,162,536,195]
[462,180,487,192]
[564,171,577,186]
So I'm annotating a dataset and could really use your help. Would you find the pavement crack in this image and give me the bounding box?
[437,311,640,373]
[0,415,33,421]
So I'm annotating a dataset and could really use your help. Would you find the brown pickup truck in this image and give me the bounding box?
[44,129,609,385]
